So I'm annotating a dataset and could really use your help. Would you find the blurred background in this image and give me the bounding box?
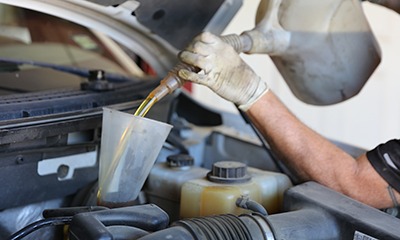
[190,0,400,150]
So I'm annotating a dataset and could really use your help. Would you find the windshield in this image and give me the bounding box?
[0,4,146,95]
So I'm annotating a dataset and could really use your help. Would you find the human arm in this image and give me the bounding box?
[178,32,400,209]
[246,90,400,209]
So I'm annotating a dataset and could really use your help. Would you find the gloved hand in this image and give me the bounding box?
[178,32,269,111]
[366,0,400,14]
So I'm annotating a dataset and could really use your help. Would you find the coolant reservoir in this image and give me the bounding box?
[145,154,209,221]
[180,161,292,219]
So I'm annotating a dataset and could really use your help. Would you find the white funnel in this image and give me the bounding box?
[98,108,172,207]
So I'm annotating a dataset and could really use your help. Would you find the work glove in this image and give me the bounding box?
[365,0,400,14]
[178,32,269,111]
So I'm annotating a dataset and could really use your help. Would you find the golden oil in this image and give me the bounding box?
[134,97,157,117]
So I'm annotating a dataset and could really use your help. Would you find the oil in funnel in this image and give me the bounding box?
[98,108,172,207]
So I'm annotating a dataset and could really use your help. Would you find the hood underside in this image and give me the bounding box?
[0,0,242,76]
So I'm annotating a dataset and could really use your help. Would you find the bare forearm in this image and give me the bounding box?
[246,91,400,208]
[247,91,356,190]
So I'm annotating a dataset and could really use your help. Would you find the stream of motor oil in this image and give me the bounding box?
[98,60,187,205]
[134,96,157,117]
[98,34,241,205]
[97,96,157,206]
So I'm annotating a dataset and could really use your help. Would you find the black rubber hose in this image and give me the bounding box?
[172,214,252,240]
[236,195,268,216]
[43,206,109,218]
[138,226,194,240]
[68,204,169,240]
[7,217,72,240]
[166,132,189,154]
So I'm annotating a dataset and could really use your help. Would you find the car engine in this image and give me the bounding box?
[0,1,399,239]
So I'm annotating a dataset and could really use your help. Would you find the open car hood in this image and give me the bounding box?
[0,2,400,240]
[0,0,242,76]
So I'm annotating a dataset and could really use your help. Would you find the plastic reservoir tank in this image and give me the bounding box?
[180,161,293,218]
[145,154,209,221]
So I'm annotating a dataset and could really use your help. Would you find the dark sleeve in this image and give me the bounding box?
[366,139,400,193]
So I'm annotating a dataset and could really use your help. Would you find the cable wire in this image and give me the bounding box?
[7,217,72,240]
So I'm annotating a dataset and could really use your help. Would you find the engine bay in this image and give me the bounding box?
[0,92,399,239]
[0,1,399,239]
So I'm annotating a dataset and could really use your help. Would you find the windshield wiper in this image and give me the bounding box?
[0,57,136,83]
